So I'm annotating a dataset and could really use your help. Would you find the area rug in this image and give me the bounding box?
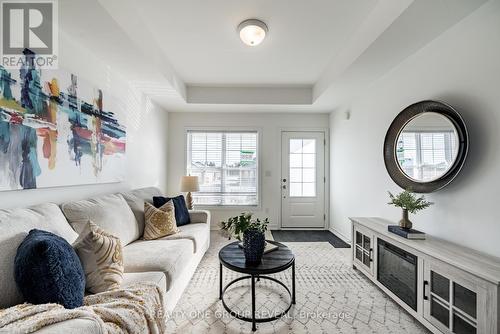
[166,232,429,333]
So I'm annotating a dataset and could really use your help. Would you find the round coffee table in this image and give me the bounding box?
[218,240,296,332]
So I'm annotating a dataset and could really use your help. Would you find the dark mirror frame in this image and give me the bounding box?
[383,100,469,193]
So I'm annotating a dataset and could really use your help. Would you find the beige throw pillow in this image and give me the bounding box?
[73,221,124,293]
[143,201,179,240]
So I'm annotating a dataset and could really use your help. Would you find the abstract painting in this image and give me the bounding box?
[0,49,126,191]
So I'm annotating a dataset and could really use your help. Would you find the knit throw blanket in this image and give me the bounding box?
[0,283,166,334]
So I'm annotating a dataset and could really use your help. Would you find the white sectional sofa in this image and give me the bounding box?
[0,187,210,333]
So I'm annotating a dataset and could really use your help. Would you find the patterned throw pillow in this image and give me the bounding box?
[73,221,124,294]
[153,195,191,226]
[143,201,179,240]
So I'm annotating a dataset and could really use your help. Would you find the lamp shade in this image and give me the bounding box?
[180,176,200,192]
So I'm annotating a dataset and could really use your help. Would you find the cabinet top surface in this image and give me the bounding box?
[350,217,500,285]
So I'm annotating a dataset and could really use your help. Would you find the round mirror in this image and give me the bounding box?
[384,101,468,193]
[396,112,459,183]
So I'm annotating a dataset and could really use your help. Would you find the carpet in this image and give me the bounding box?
[166,232,429,333]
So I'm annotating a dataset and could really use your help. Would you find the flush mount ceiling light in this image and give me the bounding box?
[238,19,268,46]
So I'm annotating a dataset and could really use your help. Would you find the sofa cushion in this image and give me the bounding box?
[154,195,191,226]
[121,187,163,237]
[122,272,167,293]
[73,221,124,293]
[123,239,193,291]
[161,222,209,253]
[0,203,79,308]
[14,229,85,309]
[61,193,138,246]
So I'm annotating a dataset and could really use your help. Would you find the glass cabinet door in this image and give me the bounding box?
[353,228,373,275]
[423,261,481,334]
[452,283,477,334]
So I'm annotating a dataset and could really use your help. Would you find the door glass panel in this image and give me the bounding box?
[302,139,316,153]
[453,313,476,334]
[363,235,370,250]
[431,296,450,327]
[290,168,302,182]
[302,168,315,182]
[290,139,303,153]
[363,251,371,267]
[289,139,316,197]
[431,271,450,301]
[356,232,362,245]
[302,183,315,197]
[453,283,477,318]
[289,154,302,167]
[302,154,315,168]
[290,183,302,197]
[356,247,362,261]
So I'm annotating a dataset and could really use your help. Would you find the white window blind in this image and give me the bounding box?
[397,131,456,181]
[186,130,258,206]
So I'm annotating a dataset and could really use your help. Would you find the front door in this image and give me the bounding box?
[281,131,325,228]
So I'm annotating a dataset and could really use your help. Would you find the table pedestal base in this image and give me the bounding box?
[219,262,296,332]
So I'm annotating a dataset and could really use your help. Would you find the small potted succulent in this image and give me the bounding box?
[388,189,433,229]
[220,213,270,264]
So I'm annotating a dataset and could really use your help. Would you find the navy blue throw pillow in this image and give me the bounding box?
[14,229,85,309]
[153,195,191,226]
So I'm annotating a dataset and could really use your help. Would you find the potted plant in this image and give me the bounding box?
[220,213,270,264]
[388,189,433,229]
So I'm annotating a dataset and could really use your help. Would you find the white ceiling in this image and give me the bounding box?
[60,0,488,112]
[129,0,377,86]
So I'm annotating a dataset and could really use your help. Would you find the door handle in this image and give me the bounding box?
[282,185,286,189]
[423,280,429,300]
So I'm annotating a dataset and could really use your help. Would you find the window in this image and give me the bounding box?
[397,131,457,181]
[289,139,316,197]
[186,130,258,206]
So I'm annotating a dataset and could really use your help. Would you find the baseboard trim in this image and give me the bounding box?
[329,227,351,245]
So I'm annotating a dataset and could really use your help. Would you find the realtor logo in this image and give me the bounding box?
[1,0,58,68]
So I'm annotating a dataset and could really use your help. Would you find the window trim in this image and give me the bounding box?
[184,126,262,209]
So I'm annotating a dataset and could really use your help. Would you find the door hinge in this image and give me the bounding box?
[324,139,326,145]
[323,214,326,221]
[324,176,326,183]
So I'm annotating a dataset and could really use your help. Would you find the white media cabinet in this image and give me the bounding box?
[350,217,500,334]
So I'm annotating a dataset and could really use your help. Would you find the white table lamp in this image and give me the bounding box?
[180,176,199,210]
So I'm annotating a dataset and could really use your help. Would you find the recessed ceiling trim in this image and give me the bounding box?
[97,0,187,100]
[186,86,313,105]
[313,0,414,101]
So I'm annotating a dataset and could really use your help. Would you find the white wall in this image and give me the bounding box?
[0,32,169,209]
[167,112,329,229]
[329,0,500,257]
